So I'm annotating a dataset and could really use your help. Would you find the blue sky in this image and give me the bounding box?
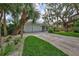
[35,3,46,15]
[35,3,45,23]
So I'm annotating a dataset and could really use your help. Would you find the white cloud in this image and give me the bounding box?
[35,3,45,15]
[36,18,44,24]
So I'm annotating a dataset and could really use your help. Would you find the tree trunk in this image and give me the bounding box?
[63,23,68,32]
[20,24,24,38]
[20,8,28,38]
[56,16,58,26]
[56,16,59,31]
[12,8,28,36]
[60,18,68,32]
[3,10,7,36]
[32,22,33,32]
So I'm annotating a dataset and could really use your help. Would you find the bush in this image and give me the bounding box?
[54,28,60,32]
[48,28,54,33]
[74,27,79,33]
[74,19,79,33]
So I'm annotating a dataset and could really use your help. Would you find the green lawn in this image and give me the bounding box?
[22,36,68,56]
[55,32,79,37]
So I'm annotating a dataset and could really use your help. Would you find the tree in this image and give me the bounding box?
[10,4,40,38]
[45,3,78,32]
[20,4,40,38]
[0,4,12,36]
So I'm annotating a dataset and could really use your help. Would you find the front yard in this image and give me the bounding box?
[22,36,68,56]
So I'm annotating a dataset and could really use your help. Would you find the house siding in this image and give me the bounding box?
[24,22,43,33]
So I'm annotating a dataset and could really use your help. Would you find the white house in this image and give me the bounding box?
[23,18,47,33]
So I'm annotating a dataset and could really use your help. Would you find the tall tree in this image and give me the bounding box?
[20,4,40,38]
[45,3,78,32]
[11,4,40,38]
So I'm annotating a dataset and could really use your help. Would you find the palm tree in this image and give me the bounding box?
[20,3,40,38]
[10,4,40,38]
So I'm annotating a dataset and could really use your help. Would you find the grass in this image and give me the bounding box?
[3,43,15,55]
[0,43,15,56]
[22,36,68,56]
[55,31,79,37]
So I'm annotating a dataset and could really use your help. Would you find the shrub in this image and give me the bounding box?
[54,28,60,32]
[74,19,79,33]
[48,28,54,33]
[74,27,79,33]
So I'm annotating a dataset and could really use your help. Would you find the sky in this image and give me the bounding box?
[6,13,14,24]
[35,3,46,23]
[35,3,46,15]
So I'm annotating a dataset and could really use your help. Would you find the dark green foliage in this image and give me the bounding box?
[74,19,79,33]
[1,24,15,36]
[22,36,68,56]
[7,24,15,34]
[74,27,79,33]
